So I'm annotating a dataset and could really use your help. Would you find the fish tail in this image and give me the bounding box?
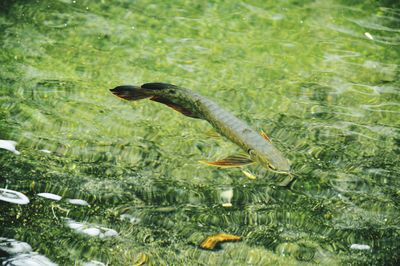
[110,83,177,101]
[110,85,152,101]
[111,83,201,118]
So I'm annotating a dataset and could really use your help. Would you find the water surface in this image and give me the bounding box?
[1,0,399,265]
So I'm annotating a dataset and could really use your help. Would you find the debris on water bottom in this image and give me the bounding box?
[133,253,148,266]
[200,233,241,250]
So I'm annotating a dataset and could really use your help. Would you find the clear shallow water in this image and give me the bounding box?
[0,0,399,265]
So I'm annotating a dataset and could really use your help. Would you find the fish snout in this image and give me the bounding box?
[110,85,150,101]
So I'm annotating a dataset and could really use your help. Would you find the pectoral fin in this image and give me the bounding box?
[260,130,272,143]
[199,154,254,168]
[150,96,200,119]
[205,129,221,139]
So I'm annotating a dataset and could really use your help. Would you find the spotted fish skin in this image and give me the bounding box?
[110,83,290,173]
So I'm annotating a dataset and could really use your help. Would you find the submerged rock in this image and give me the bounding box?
[0,238,32,257]
[0,140,20,155]
[0,189,29,205]
[350,244,371,250]
[65,219,119,238]
[2,252,57,266]
[120,214,141,224]
[66,199,89,206]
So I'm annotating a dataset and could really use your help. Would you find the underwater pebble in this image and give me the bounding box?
[0,238,32,256]
[0,188,30,205]
[102,228,118,238]
[67,220,84,230]
[350,244,371,250]
[364,32,374,40]
[2,252,57,266]
[81,228,101,237]
[37,193,62,201]
[0,140,20,155]
[65,219,119,238]
[82,261,106,266]
[120,214,141,224]
[220,188,233,207]
[67,199,89,206]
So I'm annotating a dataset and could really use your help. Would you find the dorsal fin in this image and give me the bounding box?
[199,154,254,168]
[141,83,177,90]
[150,96,200,119]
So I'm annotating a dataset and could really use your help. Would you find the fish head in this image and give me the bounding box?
[249,148,291,174]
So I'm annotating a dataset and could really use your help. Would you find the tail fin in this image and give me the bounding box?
[111,83,201,119]
[110,85,150,101]
[141,82,178,90]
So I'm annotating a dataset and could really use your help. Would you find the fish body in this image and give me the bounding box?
[110,83,290,173]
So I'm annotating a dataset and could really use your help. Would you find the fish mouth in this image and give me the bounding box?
[110,87,125,98]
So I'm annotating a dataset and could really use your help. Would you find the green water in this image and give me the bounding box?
[1,0,399,265]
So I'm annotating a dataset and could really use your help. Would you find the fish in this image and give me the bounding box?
[200,233,241,250]
[110,82,290,174]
